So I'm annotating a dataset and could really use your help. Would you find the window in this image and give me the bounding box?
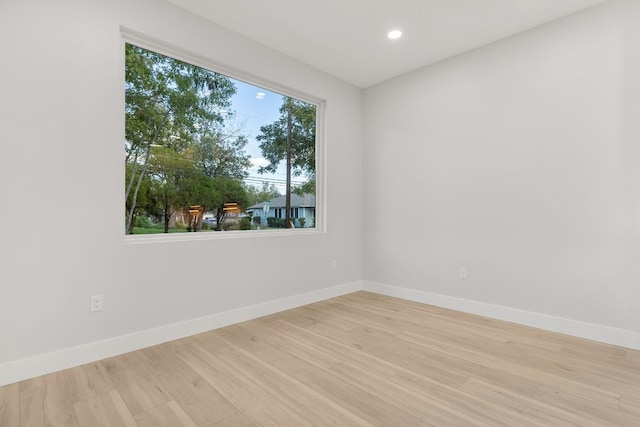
[124,41,319,236]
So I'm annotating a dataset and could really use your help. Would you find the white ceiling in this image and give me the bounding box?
[165,0,609,88]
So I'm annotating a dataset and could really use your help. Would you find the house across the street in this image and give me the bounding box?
[247,193,315,228]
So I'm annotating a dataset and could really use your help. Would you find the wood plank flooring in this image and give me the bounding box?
[1,291,639,426]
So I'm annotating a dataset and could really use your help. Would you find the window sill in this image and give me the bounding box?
[122,227,322,245]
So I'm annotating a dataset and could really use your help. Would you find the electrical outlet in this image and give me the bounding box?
[331,260,338,270]
[459,267,467,280]
[90,294,103,312]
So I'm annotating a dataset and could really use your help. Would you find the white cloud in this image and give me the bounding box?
[250,157,270,168]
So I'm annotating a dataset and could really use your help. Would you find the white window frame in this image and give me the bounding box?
[120,27,326,244]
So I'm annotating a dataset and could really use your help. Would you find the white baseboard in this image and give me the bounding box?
[3,280,637,387]
[0,281,364,387]
[362,281,640,351]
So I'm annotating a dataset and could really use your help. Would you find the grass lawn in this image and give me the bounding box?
[132,227,188,234]
[131,226,286,234]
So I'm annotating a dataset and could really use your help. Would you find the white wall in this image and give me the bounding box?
[363,0,640,343]
[0,0,362,384]
[3,0,639,387]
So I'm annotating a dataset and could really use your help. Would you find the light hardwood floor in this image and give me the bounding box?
[1,291,639,426]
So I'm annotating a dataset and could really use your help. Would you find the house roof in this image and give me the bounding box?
[248,193,316,210]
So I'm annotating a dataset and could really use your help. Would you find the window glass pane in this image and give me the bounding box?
[124,43,317,234]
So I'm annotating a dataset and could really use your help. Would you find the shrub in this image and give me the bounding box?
[239,217,252,230]
[222,219,237,231]
[266,217,285,228]
[135,216,153,228]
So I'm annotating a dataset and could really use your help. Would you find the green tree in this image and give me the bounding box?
[210,177,249,231]
[147,145,196,233]
[195,121,251,181]
[146,141,251,233]
[125,43,236,233]
[125,163,156,234]
[245,181,281,206]
[190,118,251,231]
[257,97,316,228]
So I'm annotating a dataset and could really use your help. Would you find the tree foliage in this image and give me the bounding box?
[210,177,250,230]
[195,124,251,181]
[246,182,281,207]
[257,97,316,227]
[256,97,316,180]
[125,44,250,233]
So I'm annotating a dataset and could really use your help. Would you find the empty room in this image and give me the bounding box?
[1,0,639,425]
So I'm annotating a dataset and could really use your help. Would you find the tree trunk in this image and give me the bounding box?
[285,101,292,228]
[125,115,154,203]
[126,149,151,234]
[164,200,170,233]
[127,207,136,234]
[125,150,139,203]
[126,115,168,234]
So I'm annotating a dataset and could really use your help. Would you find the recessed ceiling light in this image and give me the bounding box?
[387,30,402,40]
